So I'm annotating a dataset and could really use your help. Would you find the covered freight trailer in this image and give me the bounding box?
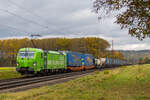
[104,58,116,67]
[66,51,95,71]
[84,54,95,70]
[104,58,123,67]
[104,58,111,67]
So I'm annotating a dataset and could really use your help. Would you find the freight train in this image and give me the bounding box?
[16,48,128,75]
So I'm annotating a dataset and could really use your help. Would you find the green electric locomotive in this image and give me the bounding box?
[16,48,67,75]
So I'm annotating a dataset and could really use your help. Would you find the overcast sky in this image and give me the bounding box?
[0,0,149,50]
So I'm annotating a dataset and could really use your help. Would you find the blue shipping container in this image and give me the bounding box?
[84,54,94,67]
[66,52,94,67]
[66,52,83,67]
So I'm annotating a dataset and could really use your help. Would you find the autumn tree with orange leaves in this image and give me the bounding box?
[0,37,125,66]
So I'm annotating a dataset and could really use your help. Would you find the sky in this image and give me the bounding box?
[0,0,149,50]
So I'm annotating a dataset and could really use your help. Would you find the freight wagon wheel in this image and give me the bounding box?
[67,69,71,73]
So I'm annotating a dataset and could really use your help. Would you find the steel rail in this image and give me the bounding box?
[0,69,96,91]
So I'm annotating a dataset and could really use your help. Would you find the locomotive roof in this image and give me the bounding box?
[48,50,66,55]
[19,48,43,52]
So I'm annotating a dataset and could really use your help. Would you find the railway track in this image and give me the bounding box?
[0,67,121,93]
[0,69,97,93]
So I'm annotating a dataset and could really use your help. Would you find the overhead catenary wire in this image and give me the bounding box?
[1,24,45,39]
[0,9,49,29]
[0,23,29,35]
[0,1,47,46]
[0,0,67,37]
[0,20,62,39]
[0,23,43,39]
[0,1,64,38]
[0,23,43,48]
[6,0,65,34]
[6,0,50,26]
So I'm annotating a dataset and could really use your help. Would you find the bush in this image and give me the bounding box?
[104,70,109,75]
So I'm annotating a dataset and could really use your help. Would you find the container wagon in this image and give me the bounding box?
[65,51,95,71]
[95,58,106,69]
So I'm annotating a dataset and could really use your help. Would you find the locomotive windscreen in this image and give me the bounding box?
[19,52,34,58]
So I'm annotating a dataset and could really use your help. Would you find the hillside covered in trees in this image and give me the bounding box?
[0,37,124,66]
[119,50,150,64]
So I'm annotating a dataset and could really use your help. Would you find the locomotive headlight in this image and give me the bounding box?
[33,62,37,66]
[16,63,19,66]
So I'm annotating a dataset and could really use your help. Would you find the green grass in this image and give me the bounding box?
[0,67,22,80]
[1,64,150,100]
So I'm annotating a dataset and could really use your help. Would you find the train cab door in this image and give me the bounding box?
[40,52,44,68]
[44,52,47,69]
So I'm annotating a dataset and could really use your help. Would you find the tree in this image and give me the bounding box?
[93,0,150,40]
[143,57,150,64]
[84,37,110,57]
[0,37,111,66]
[139,58,144,64]
[106,50,124,60]
[56,38,71,51]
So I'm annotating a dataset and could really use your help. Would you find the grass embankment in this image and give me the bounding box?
[0,67,22,80]
[1,64,150,100]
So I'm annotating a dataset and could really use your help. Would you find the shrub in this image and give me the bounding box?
[104,70,109,75]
